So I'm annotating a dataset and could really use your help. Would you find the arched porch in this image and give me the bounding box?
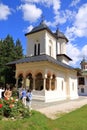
[15,70,57,102]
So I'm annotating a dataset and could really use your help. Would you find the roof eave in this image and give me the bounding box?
[25,28,57,39]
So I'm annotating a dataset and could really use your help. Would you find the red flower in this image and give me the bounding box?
[11,100,15,103]
[4,97,9,100]
[0,104,3,108]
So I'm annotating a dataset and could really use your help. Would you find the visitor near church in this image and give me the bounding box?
[21,88,27,106]
[4,85,12,99]
[26,89,32,110]
[0,86,4,99]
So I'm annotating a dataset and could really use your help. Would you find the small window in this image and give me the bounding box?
[34,43,40,56]
[78,77,85,85]
[34,44,36,56]
[61,80,63,91]
[72,82,74,91]
[85,65,87,69]
[81,88,84,93]
[49,46,51,56]
[38,43,40,55]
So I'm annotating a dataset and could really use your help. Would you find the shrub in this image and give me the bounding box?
[0,97,30,119]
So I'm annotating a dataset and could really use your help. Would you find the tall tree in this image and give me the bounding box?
[0,35,24,86]
[0,40,4,83]
[14,39,23,59]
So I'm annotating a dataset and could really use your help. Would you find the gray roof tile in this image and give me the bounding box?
[7,54,74,70]
[25,21,68,41]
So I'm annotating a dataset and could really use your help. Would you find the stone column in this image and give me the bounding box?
[16,77,18,89]
[43,78,46,90]
[23,76,26,89]
[43,74,47,90]
[55,77,57,90]
[49,76,52,90]
[33,77,35,90]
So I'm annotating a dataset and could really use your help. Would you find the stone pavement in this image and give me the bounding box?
[31,96,87,119]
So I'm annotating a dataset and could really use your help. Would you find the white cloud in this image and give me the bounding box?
[82,45,87,57]
[52,0,61,14]
[21,0,41,3]
[70,0,80,7]
[19,0,61,26]
[26,25,34,32]
[65,26,77,41]
[0,3,11,20]
[18,3,42,22]
[74,3,87,37]
[67,43,80,66]
[45,9,76,30]
[21,0,61,14]
[67,43,87,67]
[65,3,87,40]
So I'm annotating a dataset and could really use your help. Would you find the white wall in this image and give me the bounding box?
[45,70,78,102]
[68,74,78,99]
[57,39,67,55]
[78,76,87,96]
[45,71,67,102]
[45,31,56,59]
[26,30,57,59]
[26,31,46,56]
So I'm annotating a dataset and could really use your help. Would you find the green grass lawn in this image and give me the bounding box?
[0,105,87,130]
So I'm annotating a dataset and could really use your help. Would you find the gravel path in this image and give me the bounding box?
[32,96,87,119]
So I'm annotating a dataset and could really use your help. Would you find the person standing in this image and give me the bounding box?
[21,88,27,106]
[26,89,32,110]
[4,86,12,99]
[0,86,4,99]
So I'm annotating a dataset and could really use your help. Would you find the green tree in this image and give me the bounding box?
[0,40,4,83]
[14,39,23,59]
[0,35,24,86]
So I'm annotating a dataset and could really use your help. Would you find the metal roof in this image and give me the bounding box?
[57,54,72,61]
[54,30,68,42]
[25,21,68,42]
[7,54,74,70]
[25,21,56,38]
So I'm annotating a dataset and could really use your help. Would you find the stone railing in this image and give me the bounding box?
[32,90,45,96]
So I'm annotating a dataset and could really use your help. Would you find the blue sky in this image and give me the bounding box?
[0,0,87,68]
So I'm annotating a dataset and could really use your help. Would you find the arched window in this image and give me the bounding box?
[49,40,53,57]
[26,73,33,90]
[61,80,64,91]
[46,75,50,90]
[34,44,36,56]
[51,74,56,90]
[34,42,40,56]
[72,82,74,91]
[78,77,85,85]
[38,43,40,55]
[18,74,23,88]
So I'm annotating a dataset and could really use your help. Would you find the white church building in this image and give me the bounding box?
[78,58,87,96]
[8,21,78,102]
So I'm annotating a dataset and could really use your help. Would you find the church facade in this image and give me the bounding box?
[8,21,78,102]
[78,58,87,96]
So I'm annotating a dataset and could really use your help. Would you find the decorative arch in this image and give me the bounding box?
[18,74,23,88]
[25,70,32,77]
[17,71,24,78]
[48,39,53,57]
[34,70,43,76]
[35,72,43,90]
[46,74,51,90]
[51,74,56,90]
[26,73,33,90]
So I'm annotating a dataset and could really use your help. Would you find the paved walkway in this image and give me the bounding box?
[31,96,87,119]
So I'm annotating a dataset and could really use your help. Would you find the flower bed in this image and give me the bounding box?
[0,97,30,119]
